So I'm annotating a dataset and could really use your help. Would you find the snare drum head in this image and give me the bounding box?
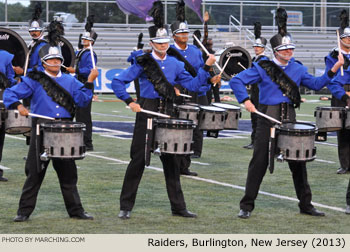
[278,122,316,134]
[177,105,200,111]
[212,102,240,111]
[200,105,226,112]
[41,121,86,129]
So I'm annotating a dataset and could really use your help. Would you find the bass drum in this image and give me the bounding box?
[214,46,252,81]
[59,36,76,70]
[0,27,28,68]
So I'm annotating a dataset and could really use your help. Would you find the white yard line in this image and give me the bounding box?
[85,152,346,213]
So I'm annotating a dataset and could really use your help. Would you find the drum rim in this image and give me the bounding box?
[277,122,317,135]
[315,106,346,111]
[199,105,227,112]
[40,121,86,129]
[211,102,241,110]
[177,105,200,111]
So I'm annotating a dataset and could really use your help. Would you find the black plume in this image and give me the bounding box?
[176,0,186,22]
[137,32,144,49]
[32,2,42,21]
[339,9,349,29]
[46,20,64,46]
[275,8,288,36]
[149,1,164,28]
[78,34,83,49]
[85,15,95,32]
[254,22,261,39]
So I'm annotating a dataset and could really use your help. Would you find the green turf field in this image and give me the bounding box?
[1,94,350,234]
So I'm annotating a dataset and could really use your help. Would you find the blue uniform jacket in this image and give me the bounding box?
[3,73,92,118]
[112,53,211,103]
[170,44,210,96]
[0,50,16,87]
[76,49,98,78]
[230,58,333,105]
[28,40,47,73]
[328,69,350,101]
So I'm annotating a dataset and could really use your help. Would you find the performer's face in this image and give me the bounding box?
[275,48,294,63]
[29,31,41,39]
[43,58,62,76]
[253,46,264,56]
[82,39,93,47]
[150,42,169,58]
[173,32,189,44]
[341,36,350,50]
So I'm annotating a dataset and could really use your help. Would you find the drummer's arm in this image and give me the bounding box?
[111,64,142,105]
[327,73,350,101]
[3,80,33,110]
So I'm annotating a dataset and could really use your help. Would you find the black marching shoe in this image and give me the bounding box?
[300,208,325,217]
[172,209,197,218]
[243,143,254,149]
[0,176,8,182]
[345,205,350,215]
[86,145,94,152]
[70,212,94,220]
[13,215,29,222]
[238,209,251,219]
[191,153,201,158]
[180,169,198,176]
[118,210,131,219]
[337,168,349,174]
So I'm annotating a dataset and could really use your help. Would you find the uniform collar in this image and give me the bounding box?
[273,57,290,67]
[44,70,62,78]
[152,51,167,61]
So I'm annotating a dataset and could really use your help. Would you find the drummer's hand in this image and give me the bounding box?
[129,102,141,113]
[205,54,216,66]
[13,66,24,75]
[346,91,350,97]
[17,104,29,116]
[87,68,99,82]
[332,53,345,72]
[66,67,75,74]
[204,11,209,23]
[243,100,256,113]
[210,75,221,85]
[174,87,181,96]
[92,94,98,101]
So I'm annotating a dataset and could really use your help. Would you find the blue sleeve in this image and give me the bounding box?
[175,62,210,92]
[79,51,97,76]
[127,50,143,64]
[6,55,16,87]
[229,65,262,103]
[3,78,35,108]
[111,64,143,102]
[301,65,331,91]
[327,71,350,100]
[71,78,93,107]
[324,55,335,74]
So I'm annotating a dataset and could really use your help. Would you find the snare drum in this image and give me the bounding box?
[212,102,241,129]
[276,122,317,162]
[5,109,32,134]
[40,121,86,160]
[314,106,345,132]
[154,118,195,155]
[198,105,227,131]
[176,104,200,125]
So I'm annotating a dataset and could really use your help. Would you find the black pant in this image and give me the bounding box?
[16,119,85,217]
[331,96,350,170]
[192,95,208,156]
[206,84,220,104]
[0,122,5,177]
[239,104,313,212]
[250,84,259,144]
[119,98,187,212]
[76,100,93,148]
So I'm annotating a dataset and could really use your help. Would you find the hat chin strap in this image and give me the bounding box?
[340,39,350,49]
[174,33,189,38]
[151,43,170,54]
[275,50,294,61]
[42,60,63,67]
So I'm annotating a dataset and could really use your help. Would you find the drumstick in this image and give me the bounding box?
[89,41,99,87]
[179,93,192,98]
[219,56,232,76]
[240,105,281,124]
[238,62,247,70]
[336,30,344,76]
[14,110,55,120]
[126,106,170,118]
[23,52,30,77]
[193,35,223,73]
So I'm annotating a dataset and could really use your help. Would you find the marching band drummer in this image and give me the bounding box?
[3,21,98,222]
[325,10,350,175]
[112,1,219,219]
[229,8,344,219]
[0,49,17,182]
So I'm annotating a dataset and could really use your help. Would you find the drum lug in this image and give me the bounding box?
[40,151,49,161]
